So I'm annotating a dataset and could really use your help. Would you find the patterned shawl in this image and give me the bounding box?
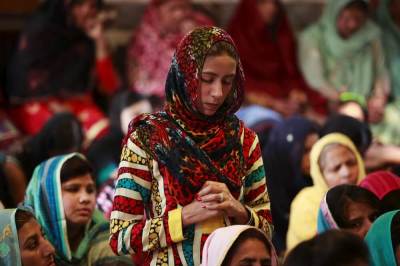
[24,153,110,265]
[365,210,399,266]
[127,26,246,205]
[0,209,22,266]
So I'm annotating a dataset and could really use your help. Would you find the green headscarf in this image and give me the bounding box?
[377,0,400,102]
[365,210,399,266]
[300,0,384,98]
[0,209,21,266]
[24,153,132,266]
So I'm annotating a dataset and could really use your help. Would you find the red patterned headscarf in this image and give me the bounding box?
[127,26,246,205]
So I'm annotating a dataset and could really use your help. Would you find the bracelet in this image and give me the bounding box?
[244,206,254,225]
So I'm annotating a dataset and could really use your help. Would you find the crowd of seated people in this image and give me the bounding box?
[1,0,400,265]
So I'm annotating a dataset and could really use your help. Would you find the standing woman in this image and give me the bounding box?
[110,26,273,265]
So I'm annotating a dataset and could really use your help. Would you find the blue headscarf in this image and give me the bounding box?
[0,209,21,266]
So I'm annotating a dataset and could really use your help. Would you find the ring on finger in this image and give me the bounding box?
[219,193,224,203]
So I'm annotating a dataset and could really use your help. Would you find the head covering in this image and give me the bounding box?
[317,193,339,233]
[24,153,109,264]
[365,210,399,266]
[201,225,278,266]
[263,116,318,252]
[376,0,400,101]
[300,0,382,98]
[320,114,372,155]
[7,0,102,103]
[128,0,213,98]
[359,171,400,199]
[286,133,365,249]
[128,26,246,205]
[0,209,22,266]
[310,133,365,192]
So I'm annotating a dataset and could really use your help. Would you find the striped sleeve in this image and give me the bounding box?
[241,127,273,237]
[109,133,185,256]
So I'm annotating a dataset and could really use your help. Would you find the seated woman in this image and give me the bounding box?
[299,0,388,116]
[365,210,400,266]
[0,207,56,266]
[201,225,278,266]
[228,0,325,117]
[287,133,365,250]
[284,230,370,266]
[359,170,400,199]
[24,153,132,265]
[7,0,119,143]
[263,116,319,253]
[317,184,380,237]
[127,0,213,99]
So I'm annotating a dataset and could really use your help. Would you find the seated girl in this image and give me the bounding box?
[201,225,278,266]
[365,210,400,266]
[287,133,365,250]
[0,207,56,266]
[317,184,380,237]
[24,153,132,265]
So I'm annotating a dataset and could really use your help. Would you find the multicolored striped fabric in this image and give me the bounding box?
[109,26,272,265]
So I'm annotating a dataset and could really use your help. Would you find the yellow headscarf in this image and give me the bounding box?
[287,133,365,251]
[309,133,365,192]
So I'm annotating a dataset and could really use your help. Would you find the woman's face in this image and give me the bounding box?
[390,0,400,27]
[70,0,98,30]
[320,144,359,188]
[196,53,237,116]
[342,201,379,238]
[120,100,153,135]
[257,0,279,25]
[18,218,56,266]
[158,0,190,33]
[227,238,272,266]
[336,5,368,39]
[301,133,319,175]
[61,174,96,226]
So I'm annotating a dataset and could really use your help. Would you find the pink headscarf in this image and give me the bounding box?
[359,171,400,199]
[127,0,213,98]
[201,225,278,266]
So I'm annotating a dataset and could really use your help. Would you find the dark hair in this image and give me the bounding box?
[109,90,148,132]
[391,212,400,258]
[222,228,272,266]
[284,230,370,266]
[381,189,400,214]
[15,209,35,231]
[207,41,238,61]
[60,155,93,183]
[343,0,369,13]
[326,184,380,228]
[320,114,372,155]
